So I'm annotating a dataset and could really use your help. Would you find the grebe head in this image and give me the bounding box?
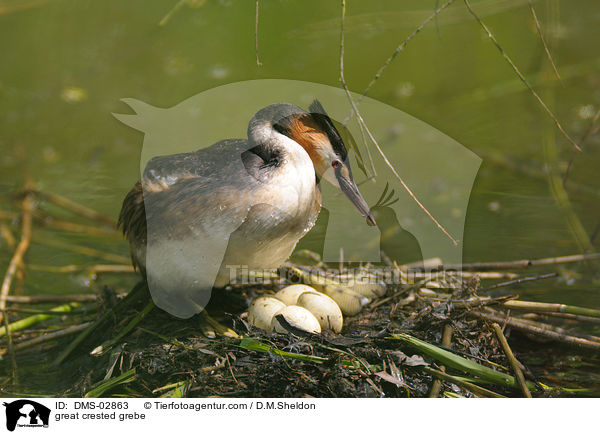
[250,100,376,226]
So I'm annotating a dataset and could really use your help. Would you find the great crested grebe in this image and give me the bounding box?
[119,100,375,318]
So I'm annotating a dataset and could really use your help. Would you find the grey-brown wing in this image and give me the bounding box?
[142,139,252,189]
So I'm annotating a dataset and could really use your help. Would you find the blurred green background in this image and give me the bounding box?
[0,0,598,307]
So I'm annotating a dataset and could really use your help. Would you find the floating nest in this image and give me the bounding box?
[1,188,600,398]
[4,261,598,399]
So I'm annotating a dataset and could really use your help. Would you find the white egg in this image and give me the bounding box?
[343,280,387,299]
[419,287,438,296]
[271,305,321,334]
[323,286,370,316]
[297,292,343,333]
[247,296,286,331]
[274,284,317,305]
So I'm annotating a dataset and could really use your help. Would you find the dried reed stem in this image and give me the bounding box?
[471,310,600,350]
[0,189,34,324]
[255,0,262,66]
[450,252,600,270]
[429,323,453,397]
[492,323,531,397]
[30,188,117,227]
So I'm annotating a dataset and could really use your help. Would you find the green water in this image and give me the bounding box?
[0,0,599,394]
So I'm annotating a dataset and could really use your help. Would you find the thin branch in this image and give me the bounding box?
[471,310,600,350]
[528,0,561,84]
[500,300,600,320]
[428,323,453,397]
[447,252,600,270]
[255,0,262,66]
[28,264,135,274]
[351,0,455,114]
[0,189,34,324]
[33,238,130,264]
[463,0,580,152]
[492,323,531,397]
[5,294,99,304]
[35,213,121,238]
[27,188,117,228]
[524,311,600,325]
[481,272,557,291]
[339,0,458,245]
[158,0,186,27]
[0,322,92,357]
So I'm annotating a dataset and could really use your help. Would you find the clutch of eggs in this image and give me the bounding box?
[247,280,385,334]
[248,284,344,334]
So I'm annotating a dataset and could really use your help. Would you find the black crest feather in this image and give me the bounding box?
[309,100,348,162]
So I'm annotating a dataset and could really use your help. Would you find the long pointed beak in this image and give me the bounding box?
[336,172,377,226]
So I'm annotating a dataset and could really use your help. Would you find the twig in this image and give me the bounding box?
[429,323,453,397]
[419,294,518,310]
[0,188,34,324]
[463,0,580,151]
[521,311,600,325]
[34,213,121,238]
[500,300,600,320]
[466,272,521,279]
[225,352,238,384]
[29,188,117,227]
[28,264,135,274]
[448,252,600,270]
[492,323,531,397]
[339,0,458,245]
[528,0,561,84]
[349,0,455,113]
[410,271,519,279]
[254,0,262,66]
[470,310,600,350]
[481,272,557,291]
[5,294,99,304]
[0,322,92,357]
[33,238,130,264]
[158,0,186,27]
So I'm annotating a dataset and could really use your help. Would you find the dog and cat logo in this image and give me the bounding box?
[3,400,50,431]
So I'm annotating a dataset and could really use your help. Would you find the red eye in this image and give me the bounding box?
[332,160,341,169]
